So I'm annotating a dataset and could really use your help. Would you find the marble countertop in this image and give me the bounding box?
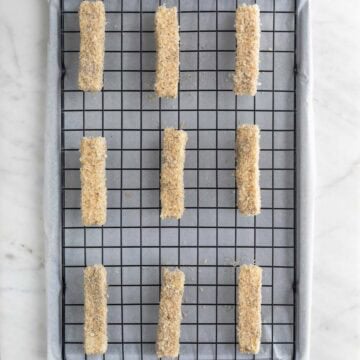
[0,0,358,358]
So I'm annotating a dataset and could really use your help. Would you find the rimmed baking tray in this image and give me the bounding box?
[45,0,313,359]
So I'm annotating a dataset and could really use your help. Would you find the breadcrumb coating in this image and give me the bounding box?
[236,125,261,215]
[233,4,260,96]
[80,137,107,226]
[78,1,105,92]
[156,268,185,358]
[160,129,188,220]
[237,264,262,354]
[84,265,108,355]
[154,6,179,98]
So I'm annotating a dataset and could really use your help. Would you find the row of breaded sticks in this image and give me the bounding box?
[78,1,260,97]
[80,125,260,226]
[84,264,262,357]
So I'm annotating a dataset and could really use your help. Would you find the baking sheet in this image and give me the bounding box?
[45,0,313,359]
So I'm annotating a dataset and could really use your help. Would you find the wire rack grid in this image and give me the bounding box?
[60,0,297,359]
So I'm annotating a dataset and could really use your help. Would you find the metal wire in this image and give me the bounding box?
[60,0,297,359]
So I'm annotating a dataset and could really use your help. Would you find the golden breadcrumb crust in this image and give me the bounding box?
[236,125,261,215]
[154,6,180,98]
[80,137,107,226]
[160,129,188,219]
[78,1,105,92]
[84,264,108,355]
[156,268,185,358]
[234,5,260,96]
[237,264,262,354]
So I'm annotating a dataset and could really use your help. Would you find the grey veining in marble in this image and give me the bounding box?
[311,0,360,359]
[0,0,48,358]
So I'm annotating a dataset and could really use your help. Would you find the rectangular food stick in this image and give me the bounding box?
[154,6,179,98]
[78,1,105,92]
[233,4,260,96]
[156,268,185,358]
[237,264,262,354]
[80,137,107,226]
[84,264,108,355]
[236,125,261,215]
[160,129,188,219]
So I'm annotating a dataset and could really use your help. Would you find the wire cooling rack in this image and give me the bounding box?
[60,0,297,359]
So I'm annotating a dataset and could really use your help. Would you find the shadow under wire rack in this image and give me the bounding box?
[60,0,298,359]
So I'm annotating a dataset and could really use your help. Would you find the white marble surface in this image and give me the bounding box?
[0,0,358,359]
[311,1,360,359]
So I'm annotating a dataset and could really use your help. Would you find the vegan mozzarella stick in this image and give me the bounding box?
[160,129,188,219]
[236,125,261,215]
[233,4,260,96]
[80,137,107,226]
[154,6,179,98]
[156,268,185,358]
[84,265,108,355]
[78,1,105,92]
[237,264,262,354]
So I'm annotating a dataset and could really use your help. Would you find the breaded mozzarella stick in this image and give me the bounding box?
[237,264,262,354]
[154,6,179,98]
[233,4,260,96]
[80,137,107,226]
[236,125,261,215]
[156,268,185,358]
[84,265,108,355]
[78,1,105,92]
[160,129,188,219]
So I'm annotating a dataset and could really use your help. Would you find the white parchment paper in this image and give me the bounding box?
[45,1,313,359]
